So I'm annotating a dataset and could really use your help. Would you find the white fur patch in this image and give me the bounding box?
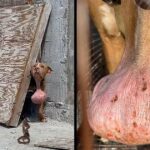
[99,4,120,36]
[99,4,112,14]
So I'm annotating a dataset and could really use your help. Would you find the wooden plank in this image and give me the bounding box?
[34,138,74,150]
[0,0,43,7]
[0,83,20,121]
[0,66,24,83]
[0,0,26,7]
[0,0,51,126]
[0,4,43,124]
[8,0,51,126]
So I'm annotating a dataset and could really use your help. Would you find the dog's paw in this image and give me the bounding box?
[41,118,47,122]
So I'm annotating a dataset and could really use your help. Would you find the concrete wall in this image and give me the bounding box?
[0,0,25,6]
[42,0,74,125]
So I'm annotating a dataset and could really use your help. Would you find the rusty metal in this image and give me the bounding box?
[17,118,30,144]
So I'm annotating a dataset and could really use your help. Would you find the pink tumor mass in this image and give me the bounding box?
[31,89,46,104]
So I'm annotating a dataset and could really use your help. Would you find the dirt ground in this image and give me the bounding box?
[0,119,74,150]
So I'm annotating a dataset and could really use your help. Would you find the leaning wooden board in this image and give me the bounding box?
[0,0,51,126]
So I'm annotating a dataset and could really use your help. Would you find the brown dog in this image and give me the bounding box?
[26,0,33,4]
[88,0,125,73]
[31,62,52,122]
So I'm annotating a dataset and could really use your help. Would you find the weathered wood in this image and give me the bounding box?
[9,0,51,127]
[0,4,42,125]
[0,0,43,7]
[34,138,74,150]
[0,0,51,126]
[0,0,26,7]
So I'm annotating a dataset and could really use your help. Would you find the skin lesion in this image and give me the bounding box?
[115,128,121,133]
[142,82,147,91]
[111,95,118,103]
[132,111,136,118]
[133,122,138,128]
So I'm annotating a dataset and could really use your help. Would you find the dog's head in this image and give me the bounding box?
[31,63,52,81]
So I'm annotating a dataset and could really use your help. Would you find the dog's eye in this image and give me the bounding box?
[40,65,44,68]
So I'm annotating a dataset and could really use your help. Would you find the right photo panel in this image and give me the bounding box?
[77,0,150,149]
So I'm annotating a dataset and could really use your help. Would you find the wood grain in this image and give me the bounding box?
[0,83,20,123]
[0,0,26,7]
[0,1,51,126]
[0,0,44,7]
[8,0,51,126]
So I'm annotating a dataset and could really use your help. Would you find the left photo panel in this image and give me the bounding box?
[0,0,74,149]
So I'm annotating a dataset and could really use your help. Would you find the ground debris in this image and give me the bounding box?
[34,138,74,150]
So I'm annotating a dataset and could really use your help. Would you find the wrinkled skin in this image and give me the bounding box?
[31,89,47,104]
[88,64,150,145]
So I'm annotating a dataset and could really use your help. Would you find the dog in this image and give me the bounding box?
[26,0,33,4]
[30,62,52,122]
[88,0,125,73]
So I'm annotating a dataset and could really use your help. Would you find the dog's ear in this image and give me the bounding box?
[36,59,40,63]
[47,66,53,74]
